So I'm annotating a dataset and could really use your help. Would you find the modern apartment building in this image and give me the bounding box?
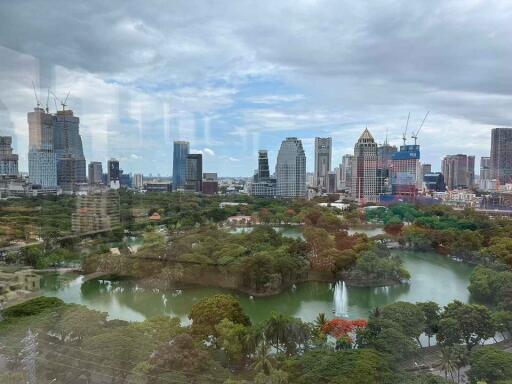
[0,136,18,176]
[442,154,475,190]
[276,137,306,198]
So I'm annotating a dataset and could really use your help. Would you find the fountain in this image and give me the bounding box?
[333,281,348,317]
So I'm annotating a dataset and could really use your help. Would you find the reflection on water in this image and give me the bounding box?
[40,250,473,324]
[228,225,385,240]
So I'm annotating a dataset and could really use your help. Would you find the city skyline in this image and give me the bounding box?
[1,1,511,176]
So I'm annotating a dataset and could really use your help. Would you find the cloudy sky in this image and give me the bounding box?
[0,0,511,176]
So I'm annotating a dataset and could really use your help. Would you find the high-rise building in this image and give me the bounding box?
[480,157,491,181]
[422,164,432,175]
[314,137,332,190]
[490,128,512,184]
[133,173,144,189]
[0,136,18,176]
[88,162,103,185]
[53,109,86,191]
[107,159,120,189]
[351,129,379,203]
[442,154,475,190]
[276,137,306,198]
[27,107,57,189]
[256,150,270,181]
[390,144,420,196]
[185,154,202,192]
[479,156,492,190]
[327,171,337,193]
[424,172,446,192]
[340,154,354,192]
[377,141,397,195]
[202,173,219,195]
[173,141,190,190]
[250,150,276,197]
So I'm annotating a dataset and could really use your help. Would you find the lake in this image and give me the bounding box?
[40,250,474,325]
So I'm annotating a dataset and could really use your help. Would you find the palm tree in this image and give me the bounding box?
[314,313,327,331]
[251,341,274,375]
[439,347,456,381]
[452,345,469,384]
[264,312,290,354]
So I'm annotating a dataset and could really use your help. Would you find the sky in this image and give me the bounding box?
[0,0,511,176]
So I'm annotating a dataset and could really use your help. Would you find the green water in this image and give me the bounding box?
[40,250,474,325]
[227,225,384,240]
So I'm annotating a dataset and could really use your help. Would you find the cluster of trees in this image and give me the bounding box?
[1,295,459,384]
[0,195,74,246]
[302,208,409,285]
[469,266,512,311]
[87,225,310,295]
[366,203,512,269]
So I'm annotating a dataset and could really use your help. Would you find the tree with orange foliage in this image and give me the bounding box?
[321,319,368,339]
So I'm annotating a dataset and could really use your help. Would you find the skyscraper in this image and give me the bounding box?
[107,159,120,189]
[276,137,306,198]
[340,154,354,192]
[250,149,276,197]
[173,141,190,190]
[390,144,420,196]
[480,157,491,181]
[256,150,270,181]
[314,137,332,190]
[442,154,475,190]
[490,128,512,184]
[27,107,57,189]
[88,161,103,185]
[351,128,378,203]
[185,154,202,192]
[53,109,86,191]
[0,136,18,176]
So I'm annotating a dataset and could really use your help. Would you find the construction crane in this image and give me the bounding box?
[45,89,50,113]
[51,91,70,111]
[31,81,41,108]
[402,112,410,146]
[411,111,430,145]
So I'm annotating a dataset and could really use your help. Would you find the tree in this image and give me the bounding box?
[468,348,512,384]
[439,347,456,381]
[284,349,396,384]
[493,311,512,340]
[82,326,152,384]
[321,319,367,340]
[149,333,209,373]
[216,319,249,365]
[381,302,425,347]
[303,227,334,257]
[417,301,441,347]
[189,294,250,341]
[437,301,495,350]
[262,313,311,355]
[51,305,107,344]
[131,315,183,345]
[356,317,418,361]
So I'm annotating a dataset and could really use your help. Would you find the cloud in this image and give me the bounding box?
[1,0,511,175]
